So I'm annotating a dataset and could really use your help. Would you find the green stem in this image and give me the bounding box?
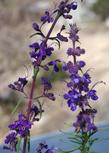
[80,132,90,153]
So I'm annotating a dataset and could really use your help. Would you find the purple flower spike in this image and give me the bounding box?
[73,109,97,132]
[41,11,54,24]
[4,132,17,151]
[5,132,17,145]
[8,77,28,92]
[63,23,99,133]
[8,113,32,137]
[69,24,79,42]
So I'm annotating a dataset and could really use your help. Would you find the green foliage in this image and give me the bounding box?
[60,131,99,153]
[0,92,24,113]
[60,127,109,153]
[17,137,21,153]
[91,0,109,20]
[28,135,30,152]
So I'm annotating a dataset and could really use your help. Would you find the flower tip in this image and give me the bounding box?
[32,22,39,31]
[71,2,78,10]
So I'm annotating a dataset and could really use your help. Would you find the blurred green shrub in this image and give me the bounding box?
[0,92,24,113]
[91,0,109,21]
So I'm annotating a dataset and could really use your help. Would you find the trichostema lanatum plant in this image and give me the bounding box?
[3,0,109,153]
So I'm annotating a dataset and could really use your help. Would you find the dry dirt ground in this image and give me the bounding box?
[0,1,109,143]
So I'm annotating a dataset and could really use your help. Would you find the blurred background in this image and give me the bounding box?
[0,0,109,143]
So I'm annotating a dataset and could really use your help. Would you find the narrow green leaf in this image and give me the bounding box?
[11,99,22,115]
[30,32,44,38]
[68,136,81,142]
[16,137,21,153]
[28,136,30,152]
[58,147,79,153]
[33,67,39,76]
[69,139,81,144]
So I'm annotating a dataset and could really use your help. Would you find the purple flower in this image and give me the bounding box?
[30,104,44,122]
[41,11,54,24]
[87,90,98,100]
[8,114,32,137]
[75,47,85,56]
[67,47,85,56]
[57,33,68,42]
[44,93,55,101]
[69,72,91,93]
[64,89,80,111]
[58,1,68,14]
[8,77,28,92]
[36,142,48,153]
[69,24,79,42]
[58,1,78,17]
[63,61,79,74]
[45,47,54,56]
[73,109,97,132]
[71,2,78,10]
[5,132,17,145]
[67,48,74,56]
[36,142,58,153]
[67,99,77,111]
[32,22,40,31]
[29,42,54,67]
[67,2,78,10]
[67,81,74,88]
[4,132,17,151]
[41,77,52,91]
[76,60,86,68]
[41,77,55,101]
[63,14,72,19]
[82,73,91,84]
[48,60,61,72]
[29,42,40,50]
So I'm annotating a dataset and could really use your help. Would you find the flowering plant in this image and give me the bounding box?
[3,0,109,153]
